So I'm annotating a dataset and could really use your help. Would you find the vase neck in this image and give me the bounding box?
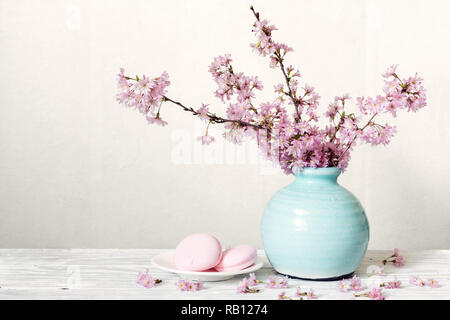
[293,167,341,184]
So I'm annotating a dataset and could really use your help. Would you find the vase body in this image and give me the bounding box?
[261,167,369,280]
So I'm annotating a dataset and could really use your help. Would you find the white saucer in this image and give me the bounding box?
[151,250,264,282]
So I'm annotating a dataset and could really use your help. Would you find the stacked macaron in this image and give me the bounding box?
[174,233,257,272]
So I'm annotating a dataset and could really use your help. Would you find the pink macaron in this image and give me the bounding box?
[174,233,223,271]
[214,244,257,272]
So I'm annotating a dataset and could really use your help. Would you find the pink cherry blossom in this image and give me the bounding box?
[137,269,161,288]
[247,272,262,286]
[175,279,204,292]
[354,287,385,300]
[116,6,427,173]
[410,276,440,288]
[147,116,168,127]
[338,276,362,292]
[306,289,318,300]
[382,277,401,289]
[409,276,426,287]
[236,278,249,294]
[394,255,404,267]
[393,249,404,266]
[266,277,278,288]
[426,278,439,288]
[382,248,404,267]
[236,276,260,294]
[197,135,215,145]
[337,279,347,292]
[175,279,187,291]
[349,275,362,292]
[295,287,318,300]
[197,104,210,121]
[382,64,398,78]
[278,291,291,300]
[266,276,289,289]
[209,54,263,104]
[367,287,385,300]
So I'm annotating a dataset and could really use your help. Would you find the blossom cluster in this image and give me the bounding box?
[338,275,387,300]
[409,276,439,288]
[236,273,261,293]
[116,68,170,126]
[175,279,204,292]
[249,10,293,69]
[266,276,289,289]
[136,269,162,288]
[338,275,363,292]
[278,289,317,301]
[116,6,427,174]
[236,274,292,294]
[235,273,318,300]
[295,287,318,300]
[355,287,386,300]
[380,277,402,289]
[382,248,404,267]
[339,248,439,300]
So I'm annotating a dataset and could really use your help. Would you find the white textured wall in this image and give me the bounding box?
[0,0,449,249]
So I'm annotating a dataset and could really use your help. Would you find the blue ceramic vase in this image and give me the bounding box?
[261,167,369,280]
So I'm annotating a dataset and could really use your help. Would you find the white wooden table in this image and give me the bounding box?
[0,249,448,300]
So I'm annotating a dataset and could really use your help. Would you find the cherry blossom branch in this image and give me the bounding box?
[162,96,268,131]
[330,118,344,142]
[275,51,301,119]
[334,113,377,164]
[122,74,268,131]
[250,6,300,119]
[116,8,427,174]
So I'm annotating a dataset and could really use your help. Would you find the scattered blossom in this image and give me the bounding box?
[380,277,402,289]
[306,289,318,300]
[236,275,260,294]
[409,276,426,287]
[409,276,439,288]
[382,248,404,267]
[175,279,203,292]
[296,287,318,300]
[248,273,263,286]
[278,291,291,300]
[136,269,161,288]
[354,287,385,300]
[367,287,385,300]
[337,276,362,292]
[266,276,289,289]
[349,275,362,292]
[337,279,348,292]
[426,278,439,288]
